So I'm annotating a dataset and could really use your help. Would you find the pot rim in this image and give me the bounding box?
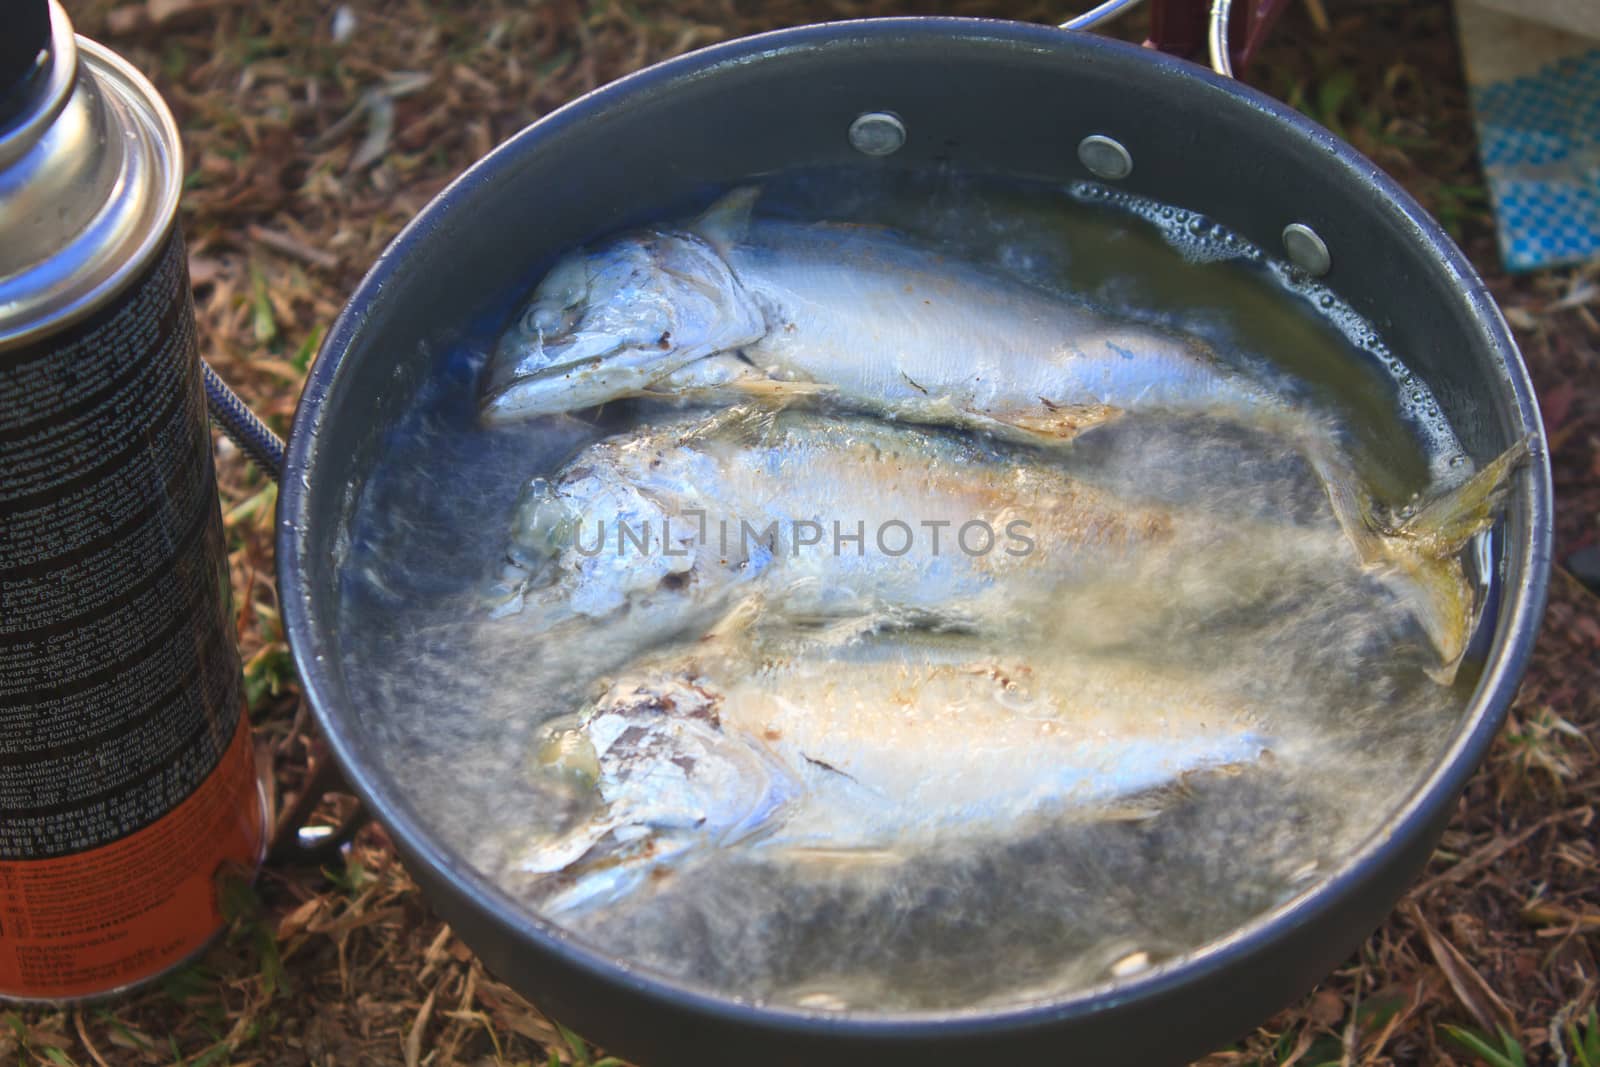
[279,15,1553,1037]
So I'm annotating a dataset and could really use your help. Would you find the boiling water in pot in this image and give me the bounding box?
[335,169,1504,1013]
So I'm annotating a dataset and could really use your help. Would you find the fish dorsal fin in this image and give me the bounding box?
[692,186,760,255]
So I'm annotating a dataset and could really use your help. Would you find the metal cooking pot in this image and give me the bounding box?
[272,15,1552,1067]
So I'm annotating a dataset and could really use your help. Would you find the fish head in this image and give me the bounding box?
[520,675,802,915]
[505,466,683,620]
[482,231,766,421]
[500,447,773,635]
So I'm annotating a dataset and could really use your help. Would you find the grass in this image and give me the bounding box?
[1440,1025,1527,1067]
[8,0,1596,1064]
[1567,1006,1600,1067]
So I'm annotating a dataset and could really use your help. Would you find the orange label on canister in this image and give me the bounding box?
[0,717,264,1000]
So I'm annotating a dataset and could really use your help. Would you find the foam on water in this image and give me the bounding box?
[333,169,1492,1015]
[1067,181,1469,485]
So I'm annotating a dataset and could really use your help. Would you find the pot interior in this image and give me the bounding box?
[279,14,1549,1047]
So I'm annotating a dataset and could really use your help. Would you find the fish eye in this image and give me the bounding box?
[510,478,577,558]
[526,258,590,333]
[523,303,582,338]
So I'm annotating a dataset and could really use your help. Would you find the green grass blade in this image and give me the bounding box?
[1440,1024,1526,1067]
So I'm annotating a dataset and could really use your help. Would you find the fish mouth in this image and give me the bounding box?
[481,333,637,421]
[492,350,606,394]
[486,330,602,388]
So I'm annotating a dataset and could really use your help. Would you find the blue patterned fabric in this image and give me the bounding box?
[1470,46,1600,272]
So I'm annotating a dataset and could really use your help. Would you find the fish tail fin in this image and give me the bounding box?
[1394,437,1532,555]
[1402,560,1476,686]
[1320,436,1531,680]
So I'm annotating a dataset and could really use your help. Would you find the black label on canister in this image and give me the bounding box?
[0,228,243,861]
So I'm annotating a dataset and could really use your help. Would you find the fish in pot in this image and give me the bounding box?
[492,403,1526,675]
[275,17,1551,1065]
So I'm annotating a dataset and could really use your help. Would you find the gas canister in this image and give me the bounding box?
[0,0,266,1000]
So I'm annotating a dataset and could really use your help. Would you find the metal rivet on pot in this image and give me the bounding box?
[1282,223,1331,276]
[849,112,906,156]
[1077,135,1132,180]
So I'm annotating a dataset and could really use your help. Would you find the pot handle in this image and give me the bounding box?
[1058,0,1146,31]
[267,731,372,867]
[203,359,287,480]
[1060,0,1237,78]
[201,361,372,865]
[1207,0,1236,78]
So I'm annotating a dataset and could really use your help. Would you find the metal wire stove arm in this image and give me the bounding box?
[200,362,367,865]
[202,360,286,481]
